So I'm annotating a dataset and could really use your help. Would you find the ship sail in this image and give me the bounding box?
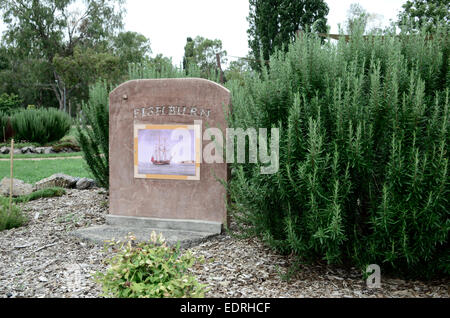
[152,133,171,165]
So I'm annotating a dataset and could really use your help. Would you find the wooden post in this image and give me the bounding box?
[9,138,14,214]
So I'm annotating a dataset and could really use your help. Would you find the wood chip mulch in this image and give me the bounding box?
[0,189,448,298]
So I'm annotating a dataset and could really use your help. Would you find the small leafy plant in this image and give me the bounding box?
[0,197,28,231]
[94,233,208,298]
[13,187,66,203]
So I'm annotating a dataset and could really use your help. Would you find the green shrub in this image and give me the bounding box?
[0,93,22,115]
[77,82,110,189]
[13,187,66,203]
[51,140,81,152]
[0,197,27,231]
[11,108,71,144]
[226,27,449,278]
[94,233,207,298]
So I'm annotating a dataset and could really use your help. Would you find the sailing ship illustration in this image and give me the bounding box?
[151,134,171,165]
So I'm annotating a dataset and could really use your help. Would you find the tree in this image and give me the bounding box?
[148,54,174,73]
[0,0,125,111]
[0,93,22,114]
[182,36,227,76]
[247,0,329,71]
[397,0,450,32]
[225,58,250,83]
[0,44,56,108]
[344,3,384,34]
[111,31,152,73]
[53,46,122,114]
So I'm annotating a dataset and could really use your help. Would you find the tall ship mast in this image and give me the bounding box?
[151,133,171,165]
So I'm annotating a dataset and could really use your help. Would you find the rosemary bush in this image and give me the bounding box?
[76,81,110,189]
[226,27,449,278]
[0,197,27,231]
[11,108,71,144]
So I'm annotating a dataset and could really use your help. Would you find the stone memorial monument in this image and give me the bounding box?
[106,78,230,240]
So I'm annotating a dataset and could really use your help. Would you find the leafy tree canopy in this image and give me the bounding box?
[0,0,126,111]
[397,0,450,32]
[111,31,152,71]
[182,36,227,75]
[247,0,329,70]
[344,3,384,34]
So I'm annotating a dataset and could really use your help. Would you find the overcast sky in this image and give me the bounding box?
[126,0,406,66]
[0,0,407,66]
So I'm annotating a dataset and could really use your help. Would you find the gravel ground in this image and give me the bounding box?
[0,189,448,298]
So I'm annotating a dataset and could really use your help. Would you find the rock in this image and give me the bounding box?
[34,174,77,191]
[21,146,35,154]
[38,276,48,282]
[0,178,34,197]
[75,178,95,190]
[0,146,9,154]
[13,149,21,155]
[34,147,53,154]
[44,147,53,154]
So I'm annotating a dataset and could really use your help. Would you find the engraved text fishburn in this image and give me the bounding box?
[134,106,211,119]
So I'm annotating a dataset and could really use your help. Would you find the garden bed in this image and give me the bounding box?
[0,189,448,298]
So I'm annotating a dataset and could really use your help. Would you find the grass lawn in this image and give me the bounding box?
[0,152,82,159]
[0,158,91,184]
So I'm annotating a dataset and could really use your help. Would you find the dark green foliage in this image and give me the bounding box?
[51,140,81,152]
[227,27,449,278]
[0,93,22,114]
[76,82,110,189]
[248,0,329,71]
[13,187,66,203]
[0,197,27,231]
[182,36,227,78]
[0,111,8,142]
[11,108,71,144]
[398,0,450,32]
[0,0,125,111]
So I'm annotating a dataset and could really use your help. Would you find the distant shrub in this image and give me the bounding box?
[94,233,207,298]
[0,93,22,115]
[11,108,71,145]
[0,197,27,231]
[52,140,80,152]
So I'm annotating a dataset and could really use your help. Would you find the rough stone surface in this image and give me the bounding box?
[0,190,448,298]
[75,178,95,190]
[106,215,222,234]
[72,225,218,249]
[0,178,33,197]
[34,173,77,191]
[109,78,230,226]
[21,146,35,154]
[35,147,53,154]
[0,146,9,154]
